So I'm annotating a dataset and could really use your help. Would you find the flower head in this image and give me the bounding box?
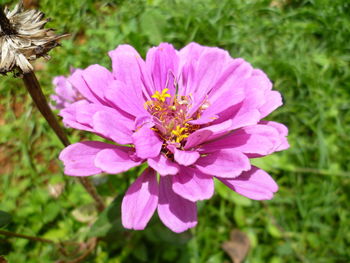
[50,68,85,110]
[59,43,289,233]
[0,1,67,74]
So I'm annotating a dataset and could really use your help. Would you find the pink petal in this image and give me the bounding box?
[195,149,251,178]
[167,145,200,166]
[259,90,283,118]
[260,121,290,151]
[51,76,77,110]
[178,42,208,64]
[68,69,101,104]
[122,168,158,230]
[132,126,162,159]
[92,111,133,144]
[172,167,214,202]
[230,108,261,130]
[59,100,93,131]
[191,89,244,125]
[208,59,252,101]
[59,141,116,176]
[146,43,179,96]
[218,166,278,200]
[81,64,114,104]
[94,148,142,174]
[104,80,148,117]
[248,73,273,92]
[147,154,179,176]
[60,101,133,133]
[185,119,232,150]
[201,124,281,156]
[157,176,197,233]
[108,44,151,101]
[188,50,229,116]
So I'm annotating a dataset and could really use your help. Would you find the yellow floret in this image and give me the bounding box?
[152,88,171,102]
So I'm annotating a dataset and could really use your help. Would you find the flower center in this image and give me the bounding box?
[145,88,200,147]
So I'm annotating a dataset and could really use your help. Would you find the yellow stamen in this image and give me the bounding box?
[151,88,171,102]
[171,125,189,143]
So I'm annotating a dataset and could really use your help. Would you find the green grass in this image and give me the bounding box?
[1,0,350,262]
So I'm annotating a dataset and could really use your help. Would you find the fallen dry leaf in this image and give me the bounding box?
[0,256,8,263]
[222,229,250,263]
[48,182,65,199]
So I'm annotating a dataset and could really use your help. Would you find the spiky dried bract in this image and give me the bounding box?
[0,2,68,74]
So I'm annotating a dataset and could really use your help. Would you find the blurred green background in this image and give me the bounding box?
[1,0,350,262]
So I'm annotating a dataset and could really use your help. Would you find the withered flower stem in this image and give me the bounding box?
[23,72,70,146]
[22,72,105,212]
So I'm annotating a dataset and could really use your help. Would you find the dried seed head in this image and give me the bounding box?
[0,1,68,74]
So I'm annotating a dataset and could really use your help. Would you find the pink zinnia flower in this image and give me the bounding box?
[51,68,85,110]
[59,43,289,233]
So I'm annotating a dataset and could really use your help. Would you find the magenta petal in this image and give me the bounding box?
[158,176,197,233]
[146,43,179,95]
[51,76,77,110]
[132,126,162,159]
[59,100,94,131]
[94,148,142,174]
[230,109,261,130]
[168,146,200,166]
[108,44,150,104]
[105,80,148,117]
[259,90,283,118]
[208,58,252,100]
[59,141,116,176]
[122,168,158,230]
[195,149,250,178]
[148,154,179,176]
[60,100,133,133]
[201,124,281,156]
[92,111,133,144]
[81,64,114,103]
[219,166,278,200]
[68,69,101,104]
[188,50,229,116]
[192,89,245,125]
[185,119,232,150]
[261,121,290,151]
[172,167,214,202]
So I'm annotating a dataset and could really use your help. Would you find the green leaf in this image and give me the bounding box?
[140,9,167,45]
[87,197,124,238]
[0,211,12,228]
[215,180,252,207]
[267,223,283,239]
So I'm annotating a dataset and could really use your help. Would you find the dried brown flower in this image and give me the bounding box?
[0,1,68,74]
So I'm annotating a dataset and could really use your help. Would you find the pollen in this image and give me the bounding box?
[145,89,203,147]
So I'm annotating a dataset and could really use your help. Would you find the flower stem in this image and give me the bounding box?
[22,71,105,212]
[0,229,98,261]
[23,72,70,146]
[0,229,55,244]
[0,5,17,35]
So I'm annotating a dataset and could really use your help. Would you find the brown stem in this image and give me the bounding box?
[0,229,98,261]
[22,71,105,212]
[78,178,105,212]
[23,72,70,146]
[0,229,55,244]
[66,237,98,263]
[0,5,17,35]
